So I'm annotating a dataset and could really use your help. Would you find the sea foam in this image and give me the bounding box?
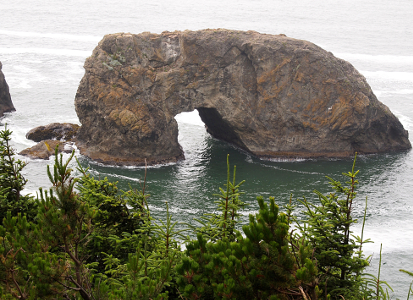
[0,29,101,43]
[361,70,413,82]
[175,110,205,127]
[334,52,413,66]
[0,47,91,57]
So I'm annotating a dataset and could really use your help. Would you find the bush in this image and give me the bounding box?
[0,127,397,299]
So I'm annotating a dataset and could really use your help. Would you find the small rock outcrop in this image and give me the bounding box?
[74,29,411,165]
[0,61,15,117]
[20,123,79,160]
[19,140,73,160]
[26,123,80,142]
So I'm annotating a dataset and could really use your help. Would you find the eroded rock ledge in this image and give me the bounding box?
[74,29,411,166]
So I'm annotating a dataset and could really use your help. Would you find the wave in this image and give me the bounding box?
[257,161,324,175]
[87,157,178,170]
[157,205,202,215]
[334,52,413,66]
[392,110,413,131]
[375,89,413,96]
[0,47,91,57]
[361,70,413,82]
[175,111,205,127]
[0,29,101,43]
[264,157,307,163]
[95,171,143,183]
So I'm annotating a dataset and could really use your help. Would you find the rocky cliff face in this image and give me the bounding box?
[0,62,15,117]
[74,29,411,165]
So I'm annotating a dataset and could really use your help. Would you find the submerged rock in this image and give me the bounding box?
[74,29,411,165]
[0,61,15,117]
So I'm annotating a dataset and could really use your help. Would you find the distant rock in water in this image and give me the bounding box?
[20,123,79,160]
[19,140,74,160]
[0,61,15,117]
[74,29,411,166]
[26,123,80,142]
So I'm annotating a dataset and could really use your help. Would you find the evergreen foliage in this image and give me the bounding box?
[190,154,246,242]
[0,211,62,299]
[0,127,410,299]
[176,195,318,299]
[76,163,151,274]
[296,154,372,299]
[36,148,97,299]
[0,125,37,222]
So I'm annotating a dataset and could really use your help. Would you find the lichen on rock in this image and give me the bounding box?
[74,29,411,166]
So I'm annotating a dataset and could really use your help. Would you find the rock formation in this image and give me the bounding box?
[20,123,79,160]
[19,140,73,160]
[74,29,411,166]
[0,61,15,117]
[26,123,80,142]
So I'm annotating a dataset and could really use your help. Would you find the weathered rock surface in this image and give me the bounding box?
[26,123,80,142]
[74,29,411,165]
[0,61,15,117]
[19,140,74,160]
[20,123,79,159]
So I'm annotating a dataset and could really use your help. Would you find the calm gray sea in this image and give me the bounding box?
[1,0,413,297]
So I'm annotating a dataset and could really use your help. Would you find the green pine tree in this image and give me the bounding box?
[297,155,372,299]
[0,125,37,222]
[190,154,246,242]
[36,149,98,299]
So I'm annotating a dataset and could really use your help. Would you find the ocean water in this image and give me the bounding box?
[1,0,413,297]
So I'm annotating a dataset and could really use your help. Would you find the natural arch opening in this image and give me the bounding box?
[196,107,247,150]
[174,110,205,128]
[174,110,206,156]
[174,108,247,157]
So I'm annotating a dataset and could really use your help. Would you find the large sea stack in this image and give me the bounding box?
[74,29,411,166]
[0,62,15,117]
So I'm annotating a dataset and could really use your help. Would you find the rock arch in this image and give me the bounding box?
[74,29,410,166]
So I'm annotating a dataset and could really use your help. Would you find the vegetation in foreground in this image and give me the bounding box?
[0,125,411,299]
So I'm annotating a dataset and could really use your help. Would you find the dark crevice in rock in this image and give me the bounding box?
[197,107,247,150]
